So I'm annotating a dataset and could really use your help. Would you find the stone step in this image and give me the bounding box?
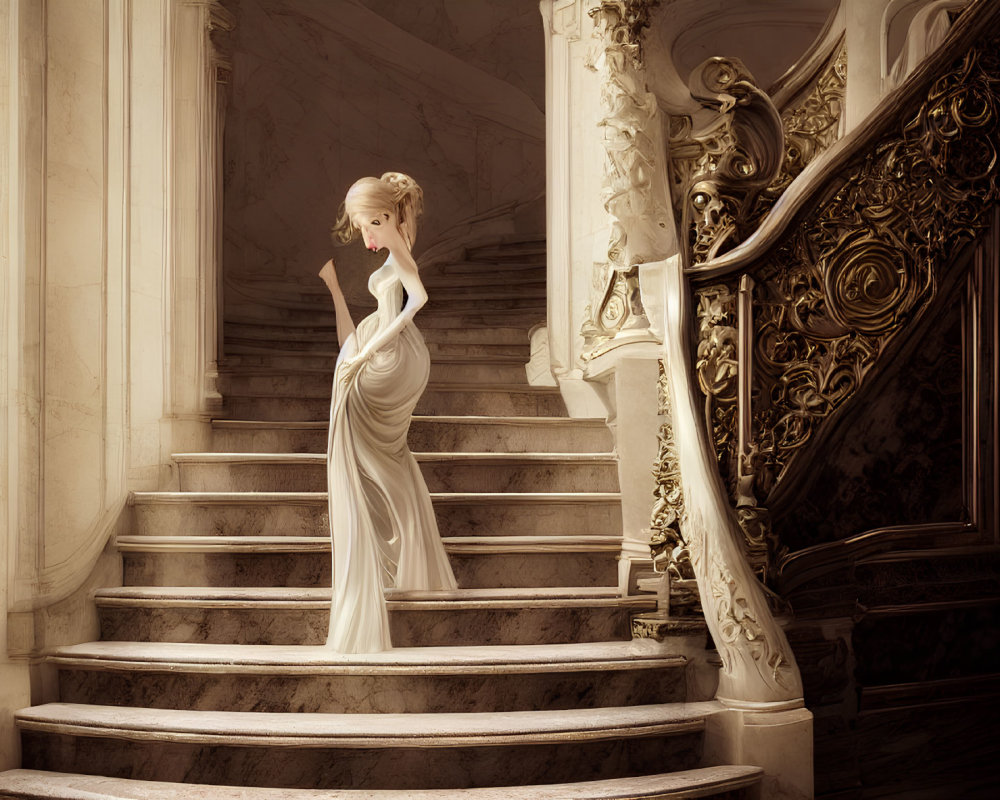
[94,586,656,646]
[225,320,530,345]
[466,239,547,261]
[172,452,620,493]
[223,300,544,328]
[0,766,764,799]
[211,417,613,453]
[51,639,685,713]
[422,283,547,302]
[16,701,713,790]
[423,295,545,313]
[219,359,529,392]
[115,534,622,589]
[227,270,544,298]
[223,337,529,358]
[130,491,623,538]
[223,384,567,420]
[226,277,545,300]
[228,283,546,310]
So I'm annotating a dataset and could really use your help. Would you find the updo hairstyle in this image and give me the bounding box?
[332,171,424,247]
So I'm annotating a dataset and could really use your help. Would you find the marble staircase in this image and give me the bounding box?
[2,238,760,798]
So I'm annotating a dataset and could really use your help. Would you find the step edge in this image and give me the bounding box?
[15,701,716,748]
[0,766,764,800]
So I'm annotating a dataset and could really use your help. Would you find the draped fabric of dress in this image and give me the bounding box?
[326,261,457,653]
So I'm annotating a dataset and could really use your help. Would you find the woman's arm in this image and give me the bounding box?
[319,259,356,349]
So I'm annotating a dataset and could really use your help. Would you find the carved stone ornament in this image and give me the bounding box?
[669,57,785,264]
[581,0,671,358]
[706,41,1000,512]
[588,0,662,61]
[650,362,693,584]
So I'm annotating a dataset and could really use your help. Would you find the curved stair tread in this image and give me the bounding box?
[46,639,685,673]
[0,766,764,800]
[94,585,656,610]
[211,415,611,428]
[115,535,624,553]
[130,490,622,504]
[222,381,564,396]
[170,451,618,464]
[15,701,720,747]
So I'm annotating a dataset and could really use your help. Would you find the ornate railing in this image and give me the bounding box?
[652,0,1000,588]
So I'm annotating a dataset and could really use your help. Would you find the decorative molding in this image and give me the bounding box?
[581,0,671,359]
[588,0,661,61]
[551,0,584,40]
[650,362,691,579]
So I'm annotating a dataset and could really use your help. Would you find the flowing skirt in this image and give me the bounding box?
[325,321,457,653]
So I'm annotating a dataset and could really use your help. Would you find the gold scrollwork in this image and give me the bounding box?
[754,42,848,220]
[694,285,739,475]
[729,44,1000,503]
[669,57,785,264]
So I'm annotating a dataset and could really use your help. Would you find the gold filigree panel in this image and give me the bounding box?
[700,43,1000,523]
[754,42,848,221]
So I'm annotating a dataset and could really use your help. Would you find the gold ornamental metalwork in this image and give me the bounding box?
[750,45,1000,498]
[668,57,785,264]
[754,41,848,221]
[692,42,1000,528]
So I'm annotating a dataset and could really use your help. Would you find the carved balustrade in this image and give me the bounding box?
[654,0,1000,589]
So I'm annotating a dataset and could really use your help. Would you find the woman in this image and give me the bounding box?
[318,172,457,653]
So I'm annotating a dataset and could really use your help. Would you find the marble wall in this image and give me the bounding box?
[222,0,546,312]
[2,0,228,762]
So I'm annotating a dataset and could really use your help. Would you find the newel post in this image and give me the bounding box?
[659,254,812,798]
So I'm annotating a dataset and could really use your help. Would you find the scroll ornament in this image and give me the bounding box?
[753,42,848,221]
[669,57,785,264]
[703,44,1000,510]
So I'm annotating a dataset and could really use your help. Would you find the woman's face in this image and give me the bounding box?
[353,209,397,252]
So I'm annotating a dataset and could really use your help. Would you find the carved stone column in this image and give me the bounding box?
[581,0,674,360]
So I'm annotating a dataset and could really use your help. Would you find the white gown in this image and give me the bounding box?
[325,259,457,653]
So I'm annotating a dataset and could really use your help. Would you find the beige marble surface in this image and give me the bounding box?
[49,638,679,669]
[0,765,764,799]
[17,700,718,744]
[0,766,766,799]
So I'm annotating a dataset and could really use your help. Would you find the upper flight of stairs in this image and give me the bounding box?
[1,237,760,799]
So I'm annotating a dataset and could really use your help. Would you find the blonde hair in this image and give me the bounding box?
[332,171,424,247]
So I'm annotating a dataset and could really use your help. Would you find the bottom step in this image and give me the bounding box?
[0,765,762,799]
[16,702,719,790]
